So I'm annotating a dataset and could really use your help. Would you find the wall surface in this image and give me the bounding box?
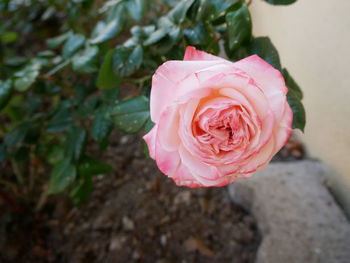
[250,0,350,213]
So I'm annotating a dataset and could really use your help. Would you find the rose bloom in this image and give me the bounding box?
[144,46,293,187]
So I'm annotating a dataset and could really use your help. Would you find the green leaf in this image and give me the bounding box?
[184,22,211,45]
[144,28,169,46]
[282,68,303,100]
[65,126,86,161]
[62,33,85,58]
[47,32,71,49]
[48,159,77,194]
[264,0,297,5]
[144,117,155,133]
[0,79,13,111]
[112,45,143,77]
[46,108,73,133]
[47,145,65,165]
[97,49,122,90]
[90,15,125,44]
[250,37,281,70]
[287,89,306,132]
[92,112,113,143]
[13,61,41,92]
[126,0,147,21]
[167,0,195,24]
[72,46,99,73]
[111,96,150,134]
[226,5,252,50]
[4,122,31,147]
[70,174,93,205]
[78,155,113,176]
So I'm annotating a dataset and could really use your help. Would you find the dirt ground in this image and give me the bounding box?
[0,133,304,263]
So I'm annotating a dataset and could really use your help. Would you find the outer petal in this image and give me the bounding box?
[184,46,227,62]
[143,125,157,159]
[151,60,227,122]
[273,101,293,152]
[233,55,288,121]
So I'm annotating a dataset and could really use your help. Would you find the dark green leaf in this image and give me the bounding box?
[46,108,73,133]
[47,145,65,165]
[282,68,303,100]
[90,15,125,44]
[250,37,281,70]
[167,0,195,24]
[226,5,252,50]
[184,22,211,45]
[0,79,13,111]
[112,45,143,77]
[97,49,122,90]
[14,61,41,92]
[70,174,93,205]
[144,117,155,133]
[47,32,70,49]
[111,96,150,134]
[126,0,147,21]
[62,33,85,58]
[48,159,77,194]
[4,122,31,147]
[264,0,297,5]
[287,89,306,132]
[78,155,113,177]
[144,28,169,46]
[65,126,86,161]
[72,46,99,73]
[92,112,113,143]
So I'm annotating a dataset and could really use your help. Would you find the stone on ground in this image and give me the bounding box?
[228,161,350,263]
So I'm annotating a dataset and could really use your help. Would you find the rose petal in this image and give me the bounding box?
[184,46,227,62]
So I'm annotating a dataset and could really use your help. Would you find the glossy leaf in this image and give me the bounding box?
[46,108,73,133]
[282,68,303,100]
[92,111,113,143]
[126,0,146,21]
[70,175,93,205]
[78,155,113,177]
[65,126,86,161]
[97,49,122,90]
[144,28,169,46]
[0,79,13,111]
[13,61,41,92]
[62,33,85,58]
[287,89,306,132]
[72,46,99,73]
[226,5,252,50]
[264,0,297,5]
[90,16,125,44]
[112,45,143,77]
[250,37,281,70]
[48,159,77,194]
[167,0,195,24]
[111,96,150,134]
[46,32,70,49]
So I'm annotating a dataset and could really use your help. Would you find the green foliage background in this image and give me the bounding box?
[0,0,305,204]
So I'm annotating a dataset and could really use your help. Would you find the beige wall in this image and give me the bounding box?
[250,0,350,213]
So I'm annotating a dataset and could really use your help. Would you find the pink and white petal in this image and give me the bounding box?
[157,104,181,152]
[233,55,287,120]
[273,101,293,152]
[179,145,221,186]
[184,46,227,62]
[238,137,276,174]
[143,125,157,159]
[172,163,203,188]
[151,60,225,122]
[155,140,181,177]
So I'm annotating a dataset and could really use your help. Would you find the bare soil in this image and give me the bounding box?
[0,134,304,263]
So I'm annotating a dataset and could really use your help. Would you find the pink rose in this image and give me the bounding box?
[144,46,293,188]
